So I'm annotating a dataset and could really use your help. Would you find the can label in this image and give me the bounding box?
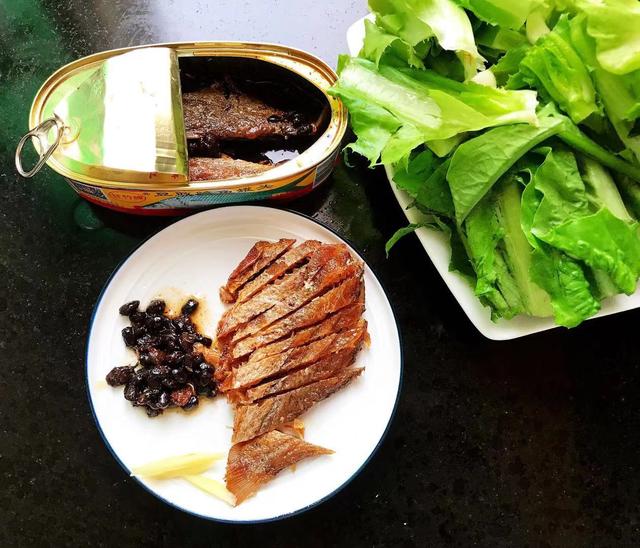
[65,168,318,213]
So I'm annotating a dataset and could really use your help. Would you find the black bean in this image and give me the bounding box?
[123,381,138,401]
[112,297,218,417]
[129,311,146,326]
[146,299,166,315]
[159,334,180,351]
[165,351,184,366]
[119,301,140,316]
[162,376,178,389]
[267,114,281,123]
[121,327,137,347]
[156,391,170,409]
[172,368,188,384]
[133,369,149,385]
[183,395,199,410]
[194,334,213,347]
[105,365,135,386]
[138,353,153,367]
[146,315,165,333]
[180,332,197,350]
[181,299,199,316]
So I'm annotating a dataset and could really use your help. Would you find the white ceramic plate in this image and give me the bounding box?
[346,17,640,340]
[86,205,402,523]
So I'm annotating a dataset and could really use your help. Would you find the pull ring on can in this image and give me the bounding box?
[15,115,65,178]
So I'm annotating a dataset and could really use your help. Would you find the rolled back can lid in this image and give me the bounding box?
[38,47,188,185]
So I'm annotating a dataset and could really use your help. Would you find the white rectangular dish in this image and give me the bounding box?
[346,17,640,340]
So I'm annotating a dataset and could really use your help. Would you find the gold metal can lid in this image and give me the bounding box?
[33,47,188,185]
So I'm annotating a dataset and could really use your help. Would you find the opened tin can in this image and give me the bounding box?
[16,42,347,215]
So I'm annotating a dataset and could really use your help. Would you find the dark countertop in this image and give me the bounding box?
[2,2,640,546]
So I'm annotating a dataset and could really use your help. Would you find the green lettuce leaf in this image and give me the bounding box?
[567,14,640,162]
[370,0,484,79]
[531,148,640,294]
[530,246,601,326]
[464,189,526,319]
[392,150,455,217]
[520,175,601,327]
[557,116,640,180]
[455,0,538,29]
[509,15,600,123]
[361,18,427,68]
[446,104,566,223]
[385,223,427,255]
[330,56,539,165]
[575,0,640,75]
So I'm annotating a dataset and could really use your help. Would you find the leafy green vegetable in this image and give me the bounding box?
[567,14,640,161]
[369,0,484,78]
[520,175,601,326]
[330,56,538,165]
[476,26,528,52]
[361,18,427,68]
[530,246,601,326]
[579,155,633,221]
[557,117,640,180]
[530,148,640,294]
[455,0,537,29]
[385,223,427,256]
[464,188,525,319]
[336,0,640,327]
[447,105,566,223]
[392,150,455,216]
[575,0,640,75]
[509,15,600,123]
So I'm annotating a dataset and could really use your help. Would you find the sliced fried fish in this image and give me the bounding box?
[217,244,359,339]
[188,157,273,182]
[226,321,366,391]
[241,347,358,403]
[232,367,364,443]
[225,430,332,504]
[235,240,322,304]
[219,238,295,304]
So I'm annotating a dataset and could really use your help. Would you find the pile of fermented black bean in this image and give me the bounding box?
[105,298,216,417]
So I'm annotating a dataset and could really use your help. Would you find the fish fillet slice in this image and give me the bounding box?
[241,347,358,403]
[225,430,333,504]
[220,238,294,303]
[218,244,359,339]
[230,275,363,360]
[232,367,364,443]
[235,240,322,304]
[227,321,366,391]
[188,157,273,182]
[248,301,364,363]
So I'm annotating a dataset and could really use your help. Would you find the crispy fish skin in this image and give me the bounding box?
[247,301,364,363]
[219,239,295,304]
[240,347,358,403]
[230,275,364,360]
[232,367,364,443]
[188,157,273,182]
[225,430,333,504]
[217,244,358,339]
[236,240,322,304]
[227,321,367,391]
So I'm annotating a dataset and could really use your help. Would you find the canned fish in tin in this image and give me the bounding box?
[16,42,348,215]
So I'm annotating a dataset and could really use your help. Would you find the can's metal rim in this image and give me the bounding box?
[28,41,348,192]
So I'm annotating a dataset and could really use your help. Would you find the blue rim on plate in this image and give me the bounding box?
[84,205,404,524]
